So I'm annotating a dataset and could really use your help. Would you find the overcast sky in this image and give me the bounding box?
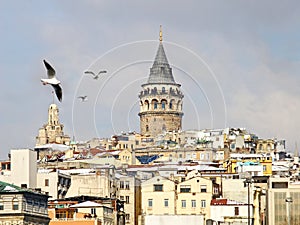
[1,1,300,159]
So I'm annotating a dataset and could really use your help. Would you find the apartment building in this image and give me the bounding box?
[0,181,50,225]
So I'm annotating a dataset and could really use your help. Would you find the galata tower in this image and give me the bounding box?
[139,27,184,137]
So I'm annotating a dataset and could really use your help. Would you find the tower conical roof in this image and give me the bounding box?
[147,41,176,84]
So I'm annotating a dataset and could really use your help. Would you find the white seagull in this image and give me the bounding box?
[41,60,62,102]
[78,95,88,102]
[84,70,107,80]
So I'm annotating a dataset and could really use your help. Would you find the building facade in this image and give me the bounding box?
[0,181,50,225]
[139,29,184,137]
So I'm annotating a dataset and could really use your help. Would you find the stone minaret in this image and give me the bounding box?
[139,27,184,137]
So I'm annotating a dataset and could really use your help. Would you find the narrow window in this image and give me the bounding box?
[181,200,186,208]
[201,200,206,208]
[191,200,196,208]
[125,181,130,190]
[45,179,49,187]
[148,199,153,207]
[13,198,19,210]
[125,196,129,204]
[164,199,169,207]
[125,213,130,221]
[120,181,124,189]
[234,206,239,216]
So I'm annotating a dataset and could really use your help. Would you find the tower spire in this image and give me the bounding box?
[159,25,163,42]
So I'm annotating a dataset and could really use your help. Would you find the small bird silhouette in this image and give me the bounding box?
[41,60,62,102]
[78,95,88,102]
[84,70,107,80]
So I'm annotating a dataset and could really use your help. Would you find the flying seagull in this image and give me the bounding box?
[84,70,107,80]
[41,60,62,102]
[78,95,88,102]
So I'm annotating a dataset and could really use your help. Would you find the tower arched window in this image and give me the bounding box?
[146,125,149,132]
[161,100,167,110]
[145,100,149,110]
[162,87,166,93]
[151,99,158,110]
[169,99,175,109]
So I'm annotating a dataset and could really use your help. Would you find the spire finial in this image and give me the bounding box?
[159,25,163,42]
[52,91,55,104]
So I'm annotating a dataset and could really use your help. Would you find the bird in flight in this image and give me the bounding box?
[41,60,62,102]
[78,95,88,102]
[84,70,107,80]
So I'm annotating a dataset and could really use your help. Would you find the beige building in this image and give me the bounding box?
[10,148,37,189]
[139,29,184,138]
[37,169,71,200]
[64,167,117,199]
[36,103,70,146]
[141,175,176,215]
[141,175,213,222]
[117,174,141,225]
[0,181,50,225]
[176,176,212,218]
[267,177,300,225]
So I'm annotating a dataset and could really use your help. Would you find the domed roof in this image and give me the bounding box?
[49,103,58,109]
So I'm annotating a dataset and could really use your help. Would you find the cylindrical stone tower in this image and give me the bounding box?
[138,28,184,137]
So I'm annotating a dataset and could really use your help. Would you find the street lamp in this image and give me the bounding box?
[244,177,253,225]
[285,197,293,225]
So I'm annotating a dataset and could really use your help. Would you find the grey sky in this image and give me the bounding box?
[1,1,300,159]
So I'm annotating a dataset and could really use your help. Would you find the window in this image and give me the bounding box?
[120,181,124,189]
[125,181,130,190]
[125,196,129,204]
[154,184,163,191]
[45,179,49,187]
[263,165,267,171]
[146,125,149,132]
[164,199,169,207]
[234,207,239,216]
[181,200,186,208]
[120,196,124,201]
[162,87,166,93]
[154,102,158,109]
[0,199,3,210]
[180,185,191,193]
[125,213,130,221]
[200,185,207,193]
[91,208,96,215]
[1,164,6,170]
[200,153,204,160]
[191,200,196,208]
[201,200,206,208]
[13,198,19,210]
[148,199,153,207]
